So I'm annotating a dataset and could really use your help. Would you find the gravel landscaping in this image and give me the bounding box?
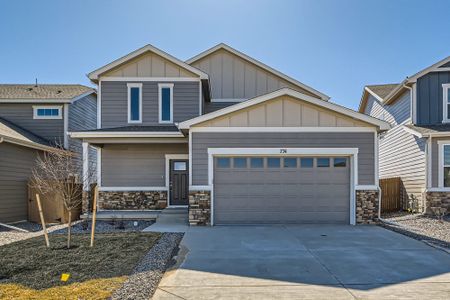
[112,232,183,300]
[0,222,69,247]
[51,220,154,234]
[381,212,450,250]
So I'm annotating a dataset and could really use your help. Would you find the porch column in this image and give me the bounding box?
[82,141,90,192]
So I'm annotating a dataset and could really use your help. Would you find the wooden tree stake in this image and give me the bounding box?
[36,193,50,247]
[90,185,98,247]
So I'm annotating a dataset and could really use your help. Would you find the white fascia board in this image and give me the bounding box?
[179,88,390,130]
[401,125,424,138]
[364,87,385,103]
[407,56,450,83]
[0,135,56,152]
[88,44,209,80]
[68,131,184,139]
[100,77,201,82]
[186,43,329,101]
[190,127,376,133]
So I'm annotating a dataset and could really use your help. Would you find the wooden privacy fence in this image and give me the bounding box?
[380,177,402,213]
[28,182,81,224]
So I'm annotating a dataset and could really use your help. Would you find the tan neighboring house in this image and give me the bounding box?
[0,84,97,222]
[359,55,450,213]
[70,43,390,226]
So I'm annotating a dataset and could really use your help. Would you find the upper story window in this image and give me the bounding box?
[443,84,450,123]
[33,106,62,119]
[127,83,142,123]
[158,83,173,123]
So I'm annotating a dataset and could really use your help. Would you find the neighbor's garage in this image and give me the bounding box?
[213,156,350,224]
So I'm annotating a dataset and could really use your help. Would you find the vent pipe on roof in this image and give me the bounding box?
[35,78,38,87]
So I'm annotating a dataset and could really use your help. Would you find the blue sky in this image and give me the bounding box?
[0,0,449,109]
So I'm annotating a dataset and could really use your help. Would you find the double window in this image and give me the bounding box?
[127,83,142,123]
[443,84,450,123]
[33,106,62,119]
[158,83,173,123]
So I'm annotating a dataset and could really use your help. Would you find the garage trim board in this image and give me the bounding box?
[207,147,359,225]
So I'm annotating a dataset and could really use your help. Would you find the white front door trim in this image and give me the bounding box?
[165,154,189,207]
[207,147,359,226]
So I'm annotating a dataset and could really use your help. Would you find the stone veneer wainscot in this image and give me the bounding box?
[424,191,450,215]
[97,191,168,210]
[189,190,211,226]
[356,190,379,224]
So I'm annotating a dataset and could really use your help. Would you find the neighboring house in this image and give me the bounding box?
[359,56,450,213]
[0,84,97,222]
[70,43,389,226]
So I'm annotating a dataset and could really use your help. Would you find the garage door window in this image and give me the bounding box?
[300,158,313,168]
[250,157,264,168]
[233,157,247,168]
[267,157,280,168]
[217,157,230,168]
[283,158,297,168]
[317,158,330,167]
[334,158,347,167]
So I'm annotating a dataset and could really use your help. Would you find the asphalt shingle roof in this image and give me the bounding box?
[0,117,52,148]
[0,84,94,100]
[366,84,399,101]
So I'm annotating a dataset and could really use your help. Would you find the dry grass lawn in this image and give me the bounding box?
[0,232,161,299]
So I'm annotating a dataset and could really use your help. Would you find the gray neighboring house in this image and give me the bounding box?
[71,43,389,226]
[0,84,97,222]
[359,56,450,213]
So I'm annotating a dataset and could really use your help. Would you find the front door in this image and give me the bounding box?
[170,160,189,206]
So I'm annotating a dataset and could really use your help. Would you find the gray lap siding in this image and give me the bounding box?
[191,132,375,186]
[101,143,188,187]
[101,81,200,128]
[0,103,64,144]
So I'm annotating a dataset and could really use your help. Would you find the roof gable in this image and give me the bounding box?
[180,88,390,131]
[0,117,54,151]
[88,44,209,82]
[186,43,329,101]
[358,84,399,112]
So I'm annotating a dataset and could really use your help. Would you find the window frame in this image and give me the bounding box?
[158,83,174,124]
[442,83,450,123]
[127,83,143,124]
[438,141,450,188]
[33,105,62,119]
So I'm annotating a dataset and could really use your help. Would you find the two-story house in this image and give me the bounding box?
[0,84,97,222]
[359,56,450,214]
[71,43,389,226]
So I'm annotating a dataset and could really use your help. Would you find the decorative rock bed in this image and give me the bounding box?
[112,233,183,300]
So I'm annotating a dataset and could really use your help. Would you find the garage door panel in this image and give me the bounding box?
[214,156,350,224]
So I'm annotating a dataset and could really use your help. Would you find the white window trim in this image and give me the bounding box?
[158,83,174,124]
[32,105,62,119]
[437,140,450,188]
[443,83,450,123]
[127,83,143,123]
[202,147,361,226]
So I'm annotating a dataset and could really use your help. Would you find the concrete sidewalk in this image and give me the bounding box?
[143,207,188,233]
[153,225,450,299]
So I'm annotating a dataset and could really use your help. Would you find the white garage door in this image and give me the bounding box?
[213,156,350,224]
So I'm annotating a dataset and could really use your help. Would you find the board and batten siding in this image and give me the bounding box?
[68,94,98,173]
[101,143,188,187]
[191,132,375,186]
[416,71,450,125]
[0,103,64,144]
[364,90,411,126]
[379,125,426,202]
[0,142,41,222]
[190,49,319,100]
[101,81,200,128]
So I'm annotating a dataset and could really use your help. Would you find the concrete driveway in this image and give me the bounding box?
[153,225,450,299]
